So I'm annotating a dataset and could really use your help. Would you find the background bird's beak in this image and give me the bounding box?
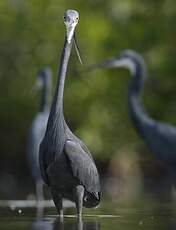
[85,57,123,72]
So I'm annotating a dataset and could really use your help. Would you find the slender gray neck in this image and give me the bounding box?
[40,79,50,113]
[42,37,72,157]
[51,38,72,116]
[127,64,153,135]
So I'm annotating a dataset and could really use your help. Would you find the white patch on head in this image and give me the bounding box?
[113,58,136,75]
[64,10,79,43]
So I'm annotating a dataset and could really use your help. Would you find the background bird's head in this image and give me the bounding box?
[36,68,52,90]
[30,68,52,95]
[86,49,145,76]
[115,50,147,77]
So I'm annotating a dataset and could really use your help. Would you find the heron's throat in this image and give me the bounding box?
[53,38,73,114]
[66,26,75,44]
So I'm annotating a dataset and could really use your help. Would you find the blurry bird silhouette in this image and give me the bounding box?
[39,10,101,219]
[87,50,176,188]
[27,68,52,216]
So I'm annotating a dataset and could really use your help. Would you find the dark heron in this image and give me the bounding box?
[27,68,52,215]
[88,50,176,186]
[39,10,101,219]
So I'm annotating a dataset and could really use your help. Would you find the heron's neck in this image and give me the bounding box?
[40,79,51,113]
[128,68,152,135]
[52,38,72,115]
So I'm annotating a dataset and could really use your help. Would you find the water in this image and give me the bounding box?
[1,200,176,229]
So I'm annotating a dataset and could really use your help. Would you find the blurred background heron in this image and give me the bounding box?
[87,50,176,200]
[27,67,52,217]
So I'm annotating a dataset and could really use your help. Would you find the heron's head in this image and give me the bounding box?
[89,50,146,78]
[100,50,143,76]
[64,10,79,44]
[105,50,146,76]
[30,68,52,96]
[36,68,52,89]
[113,50,147,75]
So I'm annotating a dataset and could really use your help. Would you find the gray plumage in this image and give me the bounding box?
[27,68,52,207]
[90,49,176,185]
[39,10,101,219]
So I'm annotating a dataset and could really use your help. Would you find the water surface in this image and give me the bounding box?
[1,200,176,229]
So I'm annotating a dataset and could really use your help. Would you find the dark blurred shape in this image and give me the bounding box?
[27,67,52,217]
[104,147,142,201]
[138,146,172,201]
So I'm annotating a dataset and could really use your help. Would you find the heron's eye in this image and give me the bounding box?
[63,16,66,20]
[76,17,79,21]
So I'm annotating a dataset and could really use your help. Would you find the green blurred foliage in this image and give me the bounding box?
[0,0,176,177]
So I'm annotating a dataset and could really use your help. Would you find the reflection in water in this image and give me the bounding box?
[3,201,176,230]
[30,204,51,230]
[36,202,44,220]
[27,199,176,230]
[53,218,100,230]
[151,204,176,230]
[30,219,53,230]
[30,217,100,230]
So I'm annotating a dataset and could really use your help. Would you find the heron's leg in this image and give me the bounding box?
[77,218,83,229]
[74,185,84,220]
[36,180,44,219]
[51,188,63,220]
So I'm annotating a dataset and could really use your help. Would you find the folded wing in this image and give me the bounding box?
[65,140,100,193]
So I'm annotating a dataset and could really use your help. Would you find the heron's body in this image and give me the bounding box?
[39,10,100,218]
[91,50,176,185]
[128,79,176,183]
[28,112,49,179]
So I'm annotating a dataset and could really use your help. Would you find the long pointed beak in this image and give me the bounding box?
[85,57,122,72]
